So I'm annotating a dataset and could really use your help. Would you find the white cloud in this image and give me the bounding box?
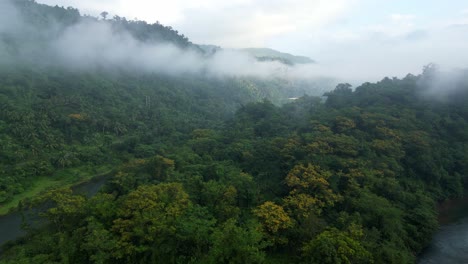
[20,17,293,79]
[176,0,359,47]
[36,0,358,48]
[390,14,415,23]
[24,0,468,85]
[0,1,23,33]
[361,13,417,39]
[457,9,468,24]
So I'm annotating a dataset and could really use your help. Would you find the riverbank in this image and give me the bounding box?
[0,169,114,247]
[0,165,114,216]
[418,195,468,263]
[437,196,468,225]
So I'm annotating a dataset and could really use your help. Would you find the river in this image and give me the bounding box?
[418,197,468,264]
[0,212,26,247]
[418,217,468,263]
[0,174,109,247]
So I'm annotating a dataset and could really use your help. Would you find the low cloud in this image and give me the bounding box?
[1,1,320,83]
[50,20,299,78]
[5,0,468,91]
[37,0,358,48]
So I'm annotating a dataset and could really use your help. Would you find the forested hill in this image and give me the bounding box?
[1,65,467,263]
[0,1,468,264]
[241,48,315,65]
[4,0,197,52]
[0,0,322,212]
[0,66,310,208]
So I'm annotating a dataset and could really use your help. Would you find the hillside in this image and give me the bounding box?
[0,66,311,210]
[0,1,468,264]
[241,48,315,65]
[1,66,467,264]
[198,46,316,66]
[0,0,326,212]
[3,0,196,49]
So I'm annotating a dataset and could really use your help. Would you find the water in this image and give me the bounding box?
[418,217,468,263]
[0,212,25,246]
[71,175,109,196]
[418,196,468,264]
[0,174,110,247]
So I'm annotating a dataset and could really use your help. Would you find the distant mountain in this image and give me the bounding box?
[240,48,315,65]
[198,44,222,55]
[196,45,315,65]
[4,1,313,67]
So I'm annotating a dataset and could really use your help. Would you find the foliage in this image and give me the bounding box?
[1,1,468,263]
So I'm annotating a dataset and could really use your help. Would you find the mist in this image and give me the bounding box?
[417,65,468,101]
[0,0,332,87]
[3,0,468,94]
[0,1,22,33]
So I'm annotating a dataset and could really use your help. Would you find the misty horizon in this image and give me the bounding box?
[0,1,464,85]
[1,0,467,89]
[29,0,468,83]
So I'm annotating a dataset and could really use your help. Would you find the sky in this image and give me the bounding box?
[35,0,468,81]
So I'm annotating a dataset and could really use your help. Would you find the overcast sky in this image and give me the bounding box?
[36,0,468,81]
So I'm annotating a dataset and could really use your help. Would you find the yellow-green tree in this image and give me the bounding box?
[112,183,190,261]
[302,225,373,264]
[253,201,293,245]
[284,164,341,217]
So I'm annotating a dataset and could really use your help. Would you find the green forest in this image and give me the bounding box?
[1,1,468,264]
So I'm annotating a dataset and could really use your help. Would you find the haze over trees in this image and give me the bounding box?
[0,1,468,264]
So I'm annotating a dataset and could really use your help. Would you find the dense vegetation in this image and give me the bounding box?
[1,1,468,264]
[0,66,311,208]
[1,66,467,263]
[0,0,318,211]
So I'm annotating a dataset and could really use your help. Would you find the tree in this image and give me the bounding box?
[82,217,118,264]
[207,219,266,264]
[100,11,109,20]
[302,226,373,264]
[112,183,190,261]
[325,83,353,108]
[35,188,86,232]
[253,201,293,245]
[284,164,341,217]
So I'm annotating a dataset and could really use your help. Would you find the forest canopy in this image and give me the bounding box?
[0,1,468,264]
